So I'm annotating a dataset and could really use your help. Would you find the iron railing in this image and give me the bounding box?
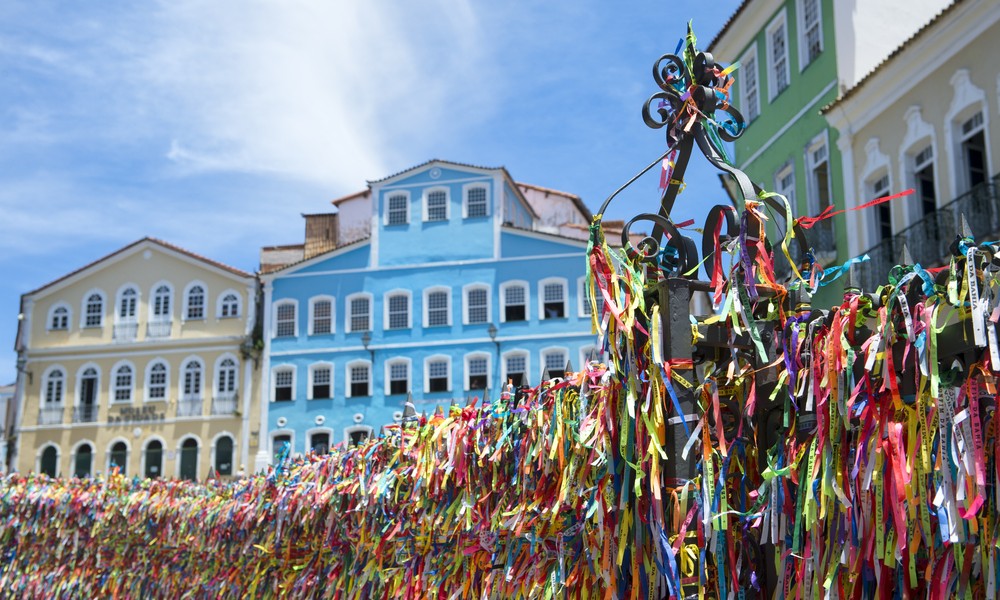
[73,405,98,423]
[177,396,203,417]
[146,320,172,338]
[38,405,64,425]
[211,393,238,415]
[113,321,138,342]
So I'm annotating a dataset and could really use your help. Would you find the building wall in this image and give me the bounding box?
[15,240,261,479]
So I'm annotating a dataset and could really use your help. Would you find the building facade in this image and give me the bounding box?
[823,0,1000,288]
[13,238,260,480]
[708,0,949,304]
[258,160,597,469]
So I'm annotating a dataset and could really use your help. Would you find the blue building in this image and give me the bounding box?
[255,160,597,468]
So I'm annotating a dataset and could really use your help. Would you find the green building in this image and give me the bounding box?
[708,0,949,305]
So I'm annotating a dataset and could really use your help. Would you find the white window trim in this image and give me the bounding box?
[464,352,492,392]
[462,183,490,218]
[69,439,96,477]
[307,295,336,335]
[804,130,831,215]
[345,359,372,398]
[272,298,299,338]
[213,353,240,398]
[75,363,101,408]
[109,359,136,404]
[140,435,168,478]
[304,427,335,453]
[422,186,451,222]
[307,361,334,400]
[860,137,893,247]
[774,160,796,205]
[945,70,991,198]
[182,280,209,322]
[47,302,72,331]
[216,288,242,319]
[578,346,601,370]
[80,288,106,329]
[209,431,237,475]
[462,283,491,325]
[36,443,61,476]
[577,277,593,318]
[737,44,760,122]
[345,292,374,333]
[41,365,66,405]
[796,0,823,72]
[114,284,141,323]
[343,424,374,446]
[499,280,530,323]
[271,364,296,402]
[179,356,205,400]
[383,289,413,331]
[765,9,790,102]
[270,429,296,462]
[383,190,411,226]
[423,354,452,394]
[384,357,412,396]
[175,435,202,480]
[540,346,570,378]
[423,286,452,328]
[501,349,531,388]
[148,281,174,322]
[537,277,569,321]
[898,106,938,228]
[105,437,132,473]
[144,359,170,403]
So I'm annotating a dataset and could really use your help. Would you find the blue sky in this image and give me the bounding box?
[0,0,741,380]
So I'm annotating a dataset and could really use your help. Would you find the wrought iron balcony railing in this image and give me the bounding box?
[177,396,203,417]
[38,405,64,425]
[146,319,172,338]
[211,393,238,415]
[73,405,98,423]
[113,321,139,342]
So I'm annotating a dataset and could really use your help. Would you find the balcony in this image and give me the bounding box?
[857,176,1000,292]
[177,396,203,417]
[73,405,98,423]
[113,321,138,343]
[211,393,238,415]
[146,319,172,338]
[38,405,64,425]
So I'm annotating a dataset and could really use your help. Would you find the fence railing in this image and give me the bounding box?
[72,405,98,423]
[211,394,238,415]
[177,396,203,417]
[38,405,64,425]
[113,322,138,342]
[146,320,172,338]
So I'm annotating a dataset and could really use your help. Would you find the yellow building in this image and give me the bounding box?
[12,238,261,480]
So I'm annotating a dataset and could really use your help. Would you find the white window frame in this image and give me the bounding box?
[796,0,823,71]
[42,365,66,405]
[271,365,296,402]
[737,45,760,122]
[345,359,373,398]
[579,345,602,370]
[70,439,96,478]
[867,170,892,240]
[464,352,492,392]
[175,435,201,480]
[270,430,295,461]
[307,362,334,400]
[115,284,140,323]
[80,288,106,328]
[577,276,593,318]
[384,190,411,226]
[210,431,237,476]
[48,303,71,331]
[109,360,136,404]
[501,349,531,388]
[75,363,101,409]
[144,359,170,403]
[213,354,240,398]
[898,106,938,228]
[423,286,452,328]
[180,357,205,400]
[346,292,374,333]
[541,346,570,378]
[774,160,796,205]
[945,70,991,198]
[384,357,412,396]
[36,443,61,476]
[182,281,208,321]
[272,299,299,338]
[304,427,334,454]
[148,281,173,323]
[216,289,242,319]
[423,354,452,393]
[140,436,167,478]
[538,277,568,320]
[106,437,132,474]
[499,280,529,323]
[462,183,490,218]
[462,283,491,325]
[804,130,831,215]
[765,9,790,101]
[343,425,374,446]
[308,295,336,335]
[422,186,450,222]
[383,289,412,331]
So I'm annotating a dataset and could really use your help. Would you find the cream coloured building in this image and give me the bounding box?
[823,0,1000,289]
[12,238,261,480]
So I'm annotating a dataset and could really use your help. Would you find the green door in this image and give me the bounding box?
[74,444,93,478]
[179,439,198,481]
[40,446,58,477]
[145,441,162,478]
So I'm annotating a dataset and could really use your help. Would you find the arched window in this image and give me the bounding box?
[185,284,206,320]
[179,359,203,416]
[465,353,490,391]
[146,361,168,402]
[49,305,70,331]
[272,433,292,462]
[214,435,234,476]
[118,287,138,321]
[346,361,371,398]
[213,357,239,414]
[73,443,93,478]
[347,293,372,333]
[219,292,240,318]
[463,184,489,218]
[500,282,528,322]
[45,368,65,404]
[112,363,133,403]
[423,188,449,222]
[76,367,99,423]
[385,291,411,330]
[273,366,295,402]
[309,296,333,335]
[83,292,104,328]
[152,284,172,319]
[144,439,163,478]
[274,301,297,337]
[386,358,410,396]
[538,278,567,319]
[109,441,128,475]
[424,288,451,327]
[386,192,409,226]
[309,363,332,400]
[425,356,450,393]
[179,438,199,481]
[39,445,58,477]
[309,431,331,455]
[463,284,490,324]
